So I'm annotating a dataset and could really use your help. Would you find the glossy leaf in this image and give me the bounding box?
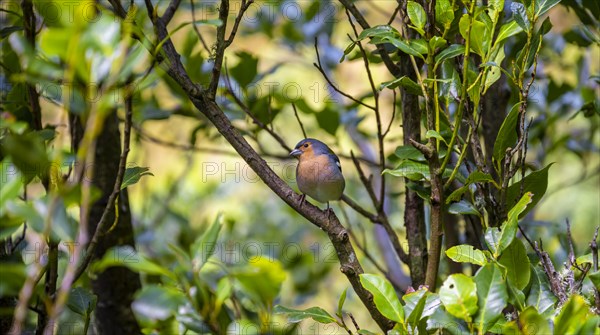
[511,2,529,31]
[506,164,553,218]
[498,239,531,290]
[337,288,347,317]
[274,305,336,324]
[474,264,508,333]
[359,273,404,323]
[435,45,465,66]
[92,245,174,280]
[121,166,153,190]
[435,0,455,29]
[445,245,487,266]
[394,146,426,161]
[132,285,186,321]
[448,200,481,216]
[486,192,532,258]
[554,295,597,335]
[439,274,478,323]
[380,76,423,96]
[492,102,523,164]
[496,21,523,44]
[526,265,556,316]
[407,1,427,33]
[191,215,222,271]
[67,287,98,316]
[459,14,487,56]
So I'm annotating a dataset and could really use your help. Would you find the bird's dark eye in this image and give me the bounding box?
[303,143,309,148]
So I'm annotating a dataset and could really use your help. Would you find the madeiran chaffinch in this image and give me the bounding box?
[290,138,345,209]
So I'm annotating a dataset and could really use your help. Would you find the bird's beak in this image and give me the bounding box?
[289,149,302,157]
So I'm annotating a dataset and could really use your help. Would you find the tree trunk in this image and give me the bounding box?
[71,112,142,334]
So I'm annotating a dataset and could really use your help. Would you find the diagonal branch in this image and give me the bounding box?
[143,7,395,332]
[162,0,182,24]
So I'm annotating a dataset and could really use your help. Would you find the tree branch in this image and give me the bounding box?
[162,0,182,24]
[144,9,395,332]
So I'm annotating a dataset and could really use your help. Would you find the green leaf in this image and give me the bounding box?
[510,2,530,31]
[92,245,174,280]
[589,271,600,290]
[482,45,506,94]
[496,21,523,44]
[380,76,422,96]
[359,274,404,323]
[576,253,593,265]
[505,164,553,218]
[1,132,50,184]
[448,200,481,216]
[526,265,557,316]
[121,166,153,190]
[439,274,478,323]
[394,146,426,161]
[315,107,339,136]
[407,1,427,32]
[425,130,448,145]
[403,288,428,329]
[191,215,222,272]
[383,160,430,181]
[485,192,532,258]
[274,305,336,324]
[535,0,561,16]
[234,258,286,307]
[67,287,98,316]
[337,288,347,317]
[492,102,523,164]
[459,14,487,56]
[474,264,508,333]
[132,285,186,322]
[445,245,487,266]
[230,51,258,87]
[0,174,23,209]
[429,36,447,51]
[387,37,425,59]
[435,44,465,66]
[0,263,26,296]
[498,239,531,290]
[435,0,455,29]
[519,307,551,335]
[358,25,399,40]
[554,295,597,335]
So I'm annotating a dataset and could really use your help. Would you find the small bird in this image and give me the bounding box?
[290,138,345,210]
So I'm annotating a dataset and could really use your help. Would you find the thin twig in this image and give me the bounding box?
[162,0,182,24]
[313,38,375,111]
[382,89,397,138]
[223,68,292,152]
[224,0,254,47]
[292,103,307,139]
[190,0,211,54]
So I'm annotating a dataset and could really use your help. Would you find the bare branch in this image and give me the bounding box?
[292,104,307,139]
[162,0,182,24]
[190,0,211,54]
[313,38,375,110]
[224,0,254,47]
